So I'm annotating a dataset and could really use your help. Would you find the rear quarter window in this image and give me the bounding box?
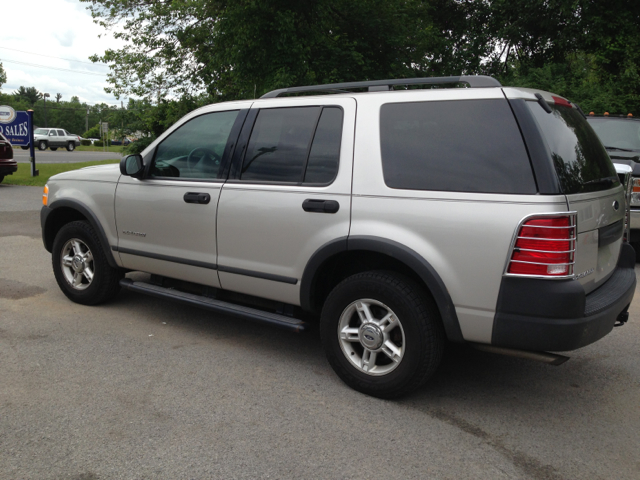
[526,102,618,194]
[380,99,536,194]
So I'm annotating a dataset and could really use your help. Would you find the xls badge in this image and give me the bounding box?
[574,268,594,280]
[122,230,146,237]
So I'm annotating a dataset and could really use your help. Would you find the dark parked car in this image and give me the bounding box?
[586,114,640,251]
[0,131,17,183]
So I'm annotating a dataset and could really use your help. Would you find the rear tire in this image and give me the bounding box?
[21,145,29,150]
[0,176,4,184]
[66,142,75,152]
[52,221,123,305]
[320,271,444,398]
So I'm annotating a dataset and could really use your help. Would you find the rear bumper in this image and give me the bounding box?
[0,162,18,175]
[492,243,636,352]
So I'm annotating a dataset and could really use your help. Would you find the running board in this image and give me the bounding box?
[119,279,307,332]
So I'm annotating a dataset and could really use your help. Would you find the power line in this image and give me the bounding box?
[0,46,109,68]
[1,59,107,77]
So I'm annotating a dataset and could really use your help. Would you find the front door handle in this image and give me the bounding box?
[184,192,211,204]
[302,199,340,214]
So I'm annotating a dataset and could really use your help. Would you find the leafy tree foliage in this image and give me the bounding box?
[0,61,6,91]
[0,90,124,135]
[13,86,43,106]
[82,0,489,100]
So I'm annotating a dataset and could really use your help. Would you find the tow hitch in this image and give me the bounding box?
[614,309,630,327]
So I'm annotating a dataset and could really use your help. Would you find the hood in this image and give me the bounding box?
[50,163,121,182]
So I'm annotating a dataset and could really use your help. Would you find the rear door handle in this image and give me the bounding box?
[302,199,340,214]
[184,192,211,204]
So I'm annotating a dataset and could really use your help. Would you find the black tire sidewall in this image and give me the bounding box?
[67,143,75,151]
[38,141,47,151]
[51,221,115,305]
[320,272,442,398]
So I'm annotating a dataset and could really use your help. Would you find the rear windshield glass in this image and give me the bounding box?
[380,99,536,194]
[586,117,640,152]
[526,102,618,194]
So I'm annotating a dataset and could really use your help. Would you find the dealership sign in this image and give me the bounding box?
[0,105,30,146]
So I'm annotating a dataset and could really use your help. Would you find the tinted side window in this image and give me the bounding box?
[240,106,343,184]
[528,103,618,194]
[380,99,536,194]
[151,110,239,179]
[49,130,57,136]
[57,130,65,136]
[241,107,321,182]
[304,107,343,184]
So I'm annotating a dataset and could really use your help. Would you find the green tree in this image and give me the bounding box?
[0,60,6,91]
[13,86,43,106]
[82,0,488,100]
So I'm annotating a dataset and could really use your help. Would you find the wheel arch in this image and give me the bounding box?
[300,236,464,343]
[41,199,119,268]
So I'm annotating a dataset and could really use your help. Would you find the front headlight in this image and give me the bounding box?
[631,178,640,206]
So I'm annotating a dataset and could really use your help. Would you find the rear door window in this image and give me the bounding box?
[240,106,342,184]
[526,102,618,194]
[380,99,536,194]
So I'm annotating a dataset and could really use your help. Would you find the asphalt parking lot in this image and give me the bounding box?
[1,184,639,480]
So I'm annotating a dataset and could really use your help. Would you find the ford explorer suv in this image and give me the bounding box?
[34,128,81,151]
[40,76,636,398]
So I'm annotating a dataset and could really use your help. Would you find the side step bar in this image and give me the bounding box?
[119,279,307,332]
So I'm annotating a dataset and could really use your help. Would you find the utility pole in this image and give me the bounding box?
[43,93,50,127]
[86,109,89,134]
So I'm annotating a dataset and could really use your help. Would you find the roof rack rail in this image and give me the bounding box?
[261,75,501,98]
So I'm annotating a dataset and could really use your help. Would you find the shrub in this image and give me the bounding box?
[81,139,92,146]
[93,140,103,147]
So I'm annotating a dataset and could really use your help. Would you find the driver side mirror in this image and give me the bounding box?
[120,154,144,178]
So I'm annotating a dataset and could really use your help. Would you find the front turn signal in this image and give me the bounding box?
[42,185,49,206]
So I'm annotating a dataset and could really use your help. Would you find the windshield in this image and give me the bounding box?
[586,117,640,152]
[526,101,619,194]
[34,129,48,135]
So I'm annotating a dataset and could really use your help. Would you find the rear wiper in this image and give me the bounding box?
[605,145,636,152]
[582,176,618,187]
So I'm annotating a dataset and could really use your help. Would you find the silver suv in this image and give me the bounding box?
[34,128,81,151]
[40,76,636,398]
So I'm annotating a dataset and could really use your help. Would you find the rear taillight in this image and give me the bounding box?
[506,214,576,277]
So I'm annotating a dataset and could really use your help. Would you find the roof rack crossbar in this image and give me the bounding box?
[261,75,501,98]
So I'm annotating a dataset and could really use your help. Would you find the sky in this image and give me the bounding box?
[1,0,127,106]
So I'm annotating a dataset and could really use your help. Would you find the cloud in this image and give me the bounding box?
[3,0,128,105]
[55,30,77,48]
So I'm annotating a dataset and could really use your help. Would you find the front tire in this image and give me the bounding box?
[320,271,444,398]
[66,142,75,151]
[0,175,4,184]
[38,141,47,151]
[52,221,122,305]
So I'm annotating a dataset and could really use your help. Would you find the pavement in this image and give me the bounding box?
[1,184,640,479]
[12,149,122,164]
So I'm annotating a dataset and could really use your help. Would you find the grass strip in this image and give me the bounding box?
[2,160,120,187]
[75,145,125,153]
